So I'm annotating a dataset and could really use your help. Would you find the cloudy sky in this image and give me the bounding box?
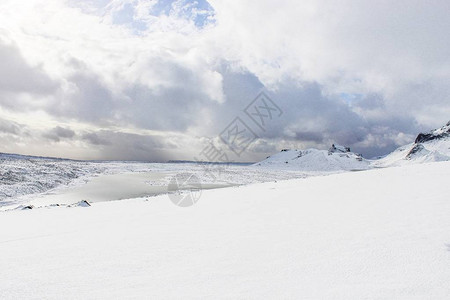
[0,0,449,161]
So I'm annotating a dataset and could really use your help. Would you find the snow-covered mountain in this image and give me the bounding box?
[256,120,450,171]
[374,121,450,167]
[2,121,450,204]
[254,144,369,171]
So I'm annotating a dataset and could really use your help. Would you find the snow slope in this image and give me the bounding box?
[374,121,450,167]
[255,121,450,171]
[254,144,369,171]
[1,162,450,299]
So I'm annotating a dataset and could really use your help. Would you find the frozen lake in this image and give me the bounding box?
[0,158,308,209]
[17,171,236,207]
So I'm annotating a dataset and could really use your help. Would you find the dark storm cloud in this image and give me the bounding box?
[80,130,176,161]
[0,118,24,135]
[352,93,385,110]
[210,75,365,144]
[201,71,421,158]
[42,56,223,132]
[46,62,117,125]
[122,83,208,131]
[1,0,449,161]
[0,39,58,111]
[81,132,112,146]
[206,70,367,145]
[43,126,76,142]
[293,131,325,144]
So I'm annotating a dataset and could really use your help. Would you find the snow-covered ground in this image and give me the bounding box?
[2,121,450,298]
[1,161,450,299]
[0,153,309,210]
[3,121,450,209]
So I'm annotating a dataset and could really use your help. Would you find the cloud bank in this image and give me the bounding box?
[0,0,449,161]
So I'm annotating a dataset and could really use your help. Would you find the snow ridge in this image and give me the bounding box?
[256,120,450,170]
[375,121,450,167]
[254,144,369,172]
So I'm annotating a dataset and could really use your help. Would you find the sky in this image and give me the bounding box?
[0,0,449,162]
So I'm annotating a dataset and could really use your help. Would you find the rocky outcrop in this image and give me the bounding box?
[375,120,450,166]
[328,144,351,154]
[414,121,450,143]
[406,144,425,159]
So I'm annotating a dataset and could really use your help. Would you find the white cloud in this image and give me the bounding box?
[0,0,449,160]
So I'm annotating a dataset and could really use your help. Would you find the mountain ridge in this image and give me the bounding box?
[255,120,450,171]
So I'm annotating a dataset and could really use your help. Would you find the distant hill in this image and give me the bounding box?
[255,120,450,171]
[253,144,369,172]
[373,121,450,167]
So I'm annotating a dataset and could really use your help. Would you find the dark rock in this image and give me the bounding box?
[415,122,450,143]
[74,200,91,207]
[406,144,424,159]
[415,133,436,143]
[328,144,351,155]
[81,200,91,206]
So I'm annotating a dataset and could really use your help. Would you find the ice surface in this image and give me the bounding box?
[0,153,309,209]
